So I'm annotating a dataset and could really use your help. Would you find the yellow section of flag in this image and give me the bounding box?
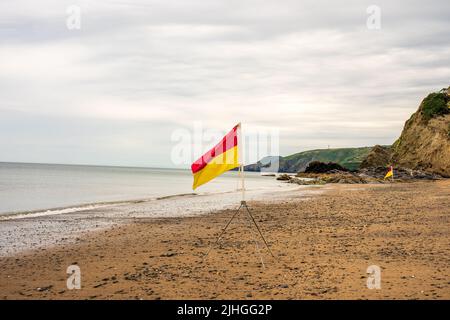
[384,166,393,179]
[192,146,239,190]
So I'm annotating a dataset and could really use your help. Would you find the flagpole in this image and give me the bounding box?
[241,163,245,202]
[203,122,276,263]
[238,122,245,203]
[237,165,241,191]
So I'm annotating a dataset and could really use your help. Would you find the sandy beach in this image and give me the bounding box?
[0,180,449,300]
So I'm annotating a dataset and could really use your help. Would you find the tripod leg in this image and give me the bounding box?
[202,204,242,261]
[244,205,276,259]
[244,210,266,269]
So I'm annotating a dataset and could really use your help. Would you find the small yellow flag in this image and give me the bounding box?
[384,166,393,179]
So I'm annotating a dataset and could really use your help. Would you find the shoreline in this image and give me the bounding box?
[0,162,288,217]
[0,183,317,257]
[0,180,448,299]
[0,175,300,219]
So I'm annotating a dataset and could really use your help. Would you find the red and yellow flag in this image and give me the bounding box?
[384,166,393,179]
[191,124,241,190]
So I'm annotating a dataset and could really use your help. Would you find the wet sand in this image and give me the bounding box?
[0,184,307,257]
[0,180,449,299]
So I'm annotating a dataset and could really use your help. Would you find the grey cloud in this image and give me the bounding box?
[0,0,449,167]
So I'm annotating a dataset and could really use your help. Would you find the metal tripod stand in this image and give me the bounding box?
[203,200,275,261]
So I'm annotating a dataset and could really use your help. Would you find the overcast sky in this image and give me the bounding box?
[0,0,449,168]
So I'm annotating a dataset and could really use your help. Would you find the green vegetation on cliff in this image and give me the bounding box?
[246,147,373,172]
[283,147,372,171]
[421,92,449,121]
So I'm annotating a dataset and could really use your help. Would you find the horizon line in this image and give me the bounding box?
[0,144,384,170]
[0,160,188,171]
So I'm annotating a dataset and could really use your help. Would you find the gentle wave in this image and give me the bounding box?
[0,189,246,220]
[0,204,112,221]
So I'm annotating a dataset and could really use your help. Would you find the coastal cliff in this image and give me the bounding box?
[246,87,450,177]
[391,87,450,177]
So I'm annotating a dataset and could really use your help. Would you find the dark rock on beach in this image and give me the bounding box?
[304,161,349,173]
[277,163,443,185]
[358,166,442,180]
[276,174,292,181]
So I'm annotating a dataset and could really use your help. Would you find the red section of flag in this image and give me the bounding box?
[191,125,239,174]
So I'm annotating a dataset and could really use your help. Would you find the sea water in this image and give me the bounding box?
[0,162,283,216]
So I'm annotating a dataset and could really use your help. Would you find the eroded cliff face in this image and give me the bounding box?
[359,145,391,169]
[391,87,450,177]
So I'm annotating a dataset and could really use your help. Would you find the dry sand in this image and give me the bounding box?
[0,180,449,300]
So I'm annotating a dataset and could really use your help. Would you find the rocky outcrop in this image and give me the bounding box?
[304,161,349,173]
[276,174,292,181]
[391,87,450,177]
[358,166,442,180]
[294,172,368,184]
[359,145,392,169]
[279,167,442,185]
